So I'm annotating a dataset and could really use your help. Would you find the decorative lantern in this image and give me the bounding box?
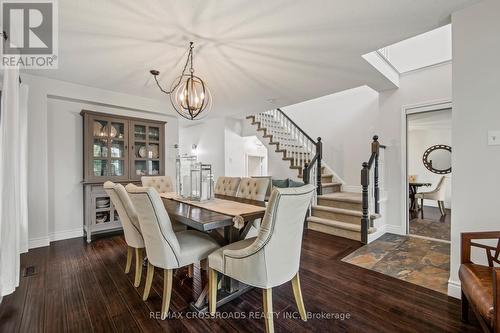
[189,163,214,201]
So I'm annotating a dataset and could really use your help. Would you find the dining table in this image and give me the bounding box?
[161,193,267,312]
[409,182,432,211]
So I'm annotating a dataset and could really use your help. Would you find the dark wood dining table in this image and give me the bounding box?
[161,194,266,312]
[409,182,432,211]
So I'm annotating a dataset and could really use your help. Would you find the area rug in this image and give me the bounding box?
[342,233,450,294]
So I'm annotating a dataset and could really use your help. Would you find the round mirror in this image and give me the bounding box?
[422,145,452,174]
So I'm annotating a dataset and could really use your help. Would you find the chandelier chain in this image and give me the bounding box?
[153,42,194,95]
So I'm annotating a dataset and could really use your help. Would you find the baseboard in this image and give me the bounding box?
[385,224,404,235]
[49,228,83,242]
[28,236,50,249]
[447,279,461,299]
[29,228,83,249]
[368,224,387,243]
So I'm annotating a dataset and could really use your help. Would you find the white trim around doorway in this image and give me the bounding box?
[399,99,452,235]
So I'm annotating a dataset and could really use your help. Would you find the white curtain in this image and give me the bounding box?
[0,66,29,297]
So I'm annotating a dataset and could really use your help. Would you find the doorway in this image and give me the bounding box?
[246,155,264,177]
[405,105,452,242]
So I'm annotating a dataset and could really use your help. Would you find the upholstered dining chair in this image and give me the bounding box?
[208,185,315,333]
[125,184,220,320]
[236,177,270,201]
[141,175,186,232]
[141,176,174,193]
[103,181,145,287]
[236,177,270,238]
[214,177,241,196]
[415,176,447,217]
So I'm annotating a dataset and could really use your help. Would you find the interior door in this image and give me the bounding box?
[247,155,263,177]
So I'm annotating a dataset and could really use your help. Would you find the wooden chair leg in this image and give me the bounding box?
[208,268,218,315]
[161,269,173,320]
[291,273,307,321]
[439,201,446,216]
[134,248,143,287]
[461,290,469,323]
[263,288,274,333]
[420,198,424,218]
[143,262,154,301]
[125,246,133,273]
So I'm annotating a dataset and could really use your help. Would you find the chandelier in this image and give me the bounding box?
[150,42,212,120]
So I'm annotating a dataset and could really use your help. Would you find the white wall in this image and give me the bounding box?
[24,74,178,248]
[178,117,269,180]
[224,118,268,177]
[281,85,380,187]
[378,63,452,233]
[179,118,226,180]
[448,0,500,298]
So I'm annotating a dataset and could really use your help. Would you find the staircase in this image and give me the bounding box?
[246,109,381,243]
[308,192,378,242]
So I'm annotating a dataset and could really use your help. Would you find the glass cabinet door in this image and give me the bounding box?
[89,116,129,181]
[131,121,163,180]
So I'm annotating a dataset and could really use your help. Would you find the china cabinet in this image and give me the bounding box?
[81,110,166,242]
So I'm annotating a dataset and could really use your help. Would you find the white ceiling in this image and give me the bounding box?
[26,0,479,118]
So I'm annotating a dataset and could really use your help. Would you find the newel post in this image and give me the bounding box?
[316,137,322,196]
[361,162,370,244]
[303,163,309,185]
[372,135,380,214]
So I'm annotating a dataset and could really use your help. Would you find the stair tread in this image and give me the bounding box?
[312,205,379,219]
[307,216,376,233]
[321,182,342,187]
[318,192,362,203]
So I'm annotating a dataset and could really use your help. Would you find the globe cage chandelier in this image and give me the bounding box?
[150,42,212,120]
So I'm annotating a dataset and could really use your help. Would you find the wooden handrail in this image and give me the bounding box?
[254,108,322,196]
[276,108,316,145]
[302,137,322,196]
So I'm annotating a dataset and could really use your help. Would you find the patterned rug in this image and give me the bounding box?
[342,233,450,294]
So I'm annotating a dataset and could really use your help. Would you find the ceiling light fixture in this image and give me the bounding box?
[150,42,212,120]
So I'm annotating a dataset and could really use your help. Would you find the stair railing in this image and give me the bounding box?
[360,135,386,244]
[253,108,322,198]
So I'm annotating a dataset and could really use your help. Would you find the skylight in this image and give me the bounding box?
[378,24,452,73]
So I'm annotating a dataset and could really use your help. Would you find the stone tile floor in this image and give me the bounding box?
[409,206,451,241]
[342,233,450,294]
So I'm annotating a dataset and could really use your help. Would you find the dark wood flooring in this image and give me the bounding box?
[410,206,451,241]
[0,230,479,333]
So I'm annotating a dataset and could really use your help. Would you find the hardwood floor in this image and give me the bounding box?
[0,230,480,332]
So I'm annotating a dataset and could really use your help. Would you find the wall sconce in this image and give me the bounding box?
[191,144,198,155]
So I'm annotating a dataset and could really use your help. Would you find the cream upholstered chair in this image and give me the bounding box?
[214,177,241,196]
[208,185,315,333]
[103,181,145,287]
[237,177,270,238]
[125,184,220,319]
[415,176,447,216]
[141,175,186,232]
[236,177,270,201]
[141,176,174,193]
[251,176,272,201]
